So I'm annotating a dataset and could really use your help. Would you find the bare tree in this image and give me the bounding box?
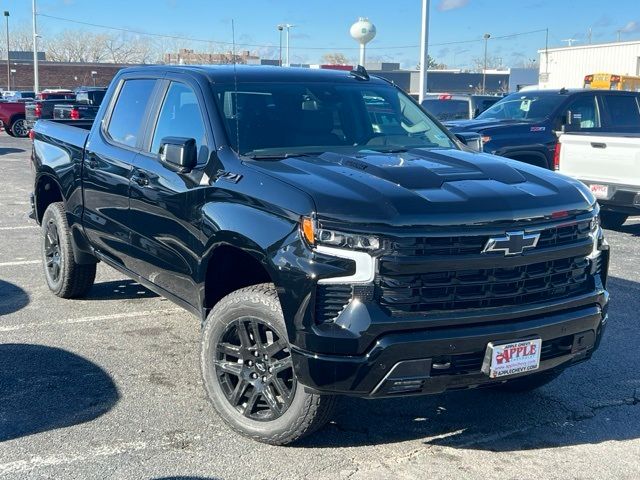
[321,52,349,65]
[471,55,504,72]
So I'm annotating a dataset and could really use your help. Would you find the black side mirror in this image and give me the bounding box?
[159,137,197,173]
[454,132,482,152]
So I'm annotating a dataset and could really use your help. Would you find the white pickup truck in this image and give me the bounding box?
[557,132,640,228]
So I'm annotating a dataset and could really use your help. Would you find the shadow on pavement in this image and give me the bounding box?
[615,222,640,237]
[154,477,223,480]
[0,280,29,315]
[86,279,158,301]
[0,147,26,156]
[0,344,119,442]
[300,276,640,451]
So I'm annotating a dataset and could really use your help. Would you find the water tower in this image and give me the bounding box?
[350,17,376,67]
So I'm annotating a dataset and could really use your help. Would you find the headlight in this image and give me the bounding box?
[300,217,380,251]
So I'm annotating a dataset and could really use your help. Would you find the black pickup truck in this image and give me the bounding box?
[25,90,76,129]
[31,65,610,445]
[53,87,107,121]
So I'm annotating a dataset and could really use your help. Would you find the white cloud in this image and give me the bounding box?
[437,0,470,11]
[621,21,639,33]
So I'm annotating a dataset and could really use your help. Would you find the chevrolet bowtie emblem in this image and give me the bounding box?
[482,231,540,256]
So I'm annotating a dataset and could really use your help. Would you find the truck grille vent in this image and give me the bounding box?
[388,220,591,257]
[377,256,592,316]
[315,284,352,324]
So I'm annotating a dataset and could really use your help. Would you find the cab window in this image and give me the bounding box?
[107,79,156,148]
[563,96,601,130]
[151,82,208,163]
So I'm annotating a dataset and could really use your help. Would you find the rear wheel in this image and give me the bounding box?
[10,117,28,138]
[201,283,336,445]
[600,211,628,230]
[41,202,96,298]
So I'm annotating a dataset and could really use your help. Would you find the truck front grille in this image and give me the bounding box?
[377,255,592,316]
[388,219,591,257]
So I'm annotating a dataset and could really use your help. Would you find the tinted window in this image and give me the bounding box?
[107,79,156,148]
[212,82,456,157]
[151,82,207,160]
[421,99,469,121]
[602,95,640,127]
[477,93,565,121]
[564,95,600,130]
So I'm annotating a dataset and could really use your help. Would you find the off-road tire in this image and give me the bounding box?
[600,211,628,230]
[41,202,96,298]
[201,283,337,445]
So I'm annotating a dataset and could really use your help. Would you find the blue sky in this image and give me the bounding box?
[2,0,639,68]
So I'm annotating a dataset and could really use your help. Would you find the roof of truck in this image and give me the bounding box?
[118,64,390,84]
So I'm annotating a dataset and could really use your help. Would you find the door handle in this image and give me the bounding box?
[590,142,607,149]
[132,173,150,187]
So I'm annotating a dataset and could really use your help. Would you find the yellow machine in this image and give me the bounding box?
[584,73,640,91]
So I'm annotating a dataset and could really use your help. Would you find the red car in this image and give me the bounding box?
[0,100,28,137]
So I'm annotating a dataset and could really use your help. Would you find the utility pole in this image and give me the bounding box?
[482,33,490,94]
[277,25,283,66]
[284,24,294,67]
[4,11,9,91]
[418,0,430,103]
[32,0,39,94]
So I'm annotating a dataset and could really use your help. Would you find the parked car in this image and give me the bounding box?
[1,90,36,101]
[446,89,640,169]
[31,65,609,445]
[25,90,77,129]
[557,130,640,228]
[53,87,107,121]
[421,93,500,121]
[0,101,28,137]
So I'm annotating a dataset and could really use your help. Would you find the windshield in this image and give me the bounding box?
[211,81,457,157]
[476,93,565,122]
[421,99,469,121]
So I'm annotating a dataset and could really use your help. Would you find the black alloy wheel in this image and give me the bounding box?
[44,219,62,284]
[215,317,295,421]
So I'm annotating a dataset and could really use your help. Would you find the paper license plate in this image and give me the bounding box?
[482,338,542,379]
[589,184,609,199]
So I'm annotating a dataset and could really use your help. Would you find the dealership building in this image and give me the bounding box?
[538,40,640,89]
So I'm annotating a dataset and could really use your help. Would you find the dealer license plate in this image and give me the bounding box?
[481,338,542,379]
[589,184,609,199]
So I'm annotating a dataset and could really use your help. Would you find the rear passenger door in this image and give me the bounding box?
[82,76,159,267]
[127,78,212,308]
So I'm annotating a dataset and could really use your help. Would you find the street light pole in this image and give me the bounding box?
[277,25,283,66]
[32,0,39,94]
[482,33,490,94]
[284,24,295,67]
[4,11,9,91]
[418,0,430,103]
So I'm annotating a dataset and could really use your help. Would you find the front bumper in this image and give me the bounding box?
[292,299,607,397]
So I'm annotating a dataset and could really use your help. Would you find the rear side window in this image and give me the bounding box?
[421,99,469,121]
[564,95,601,130]
[107,79,156,148]
[602,95,640,127]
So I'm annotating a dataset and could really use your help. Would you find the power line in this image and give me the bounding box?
[37,13,548,52]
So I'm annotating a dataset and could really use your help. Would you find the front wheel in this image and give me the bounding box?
[201,283,336,445]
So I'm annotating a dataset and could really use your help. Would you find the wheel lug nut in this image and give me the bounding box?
[262,376,267,382]
[246,360,253,366]
[254,351,259,357]
[268,367,273,373]
[251,373,258,379]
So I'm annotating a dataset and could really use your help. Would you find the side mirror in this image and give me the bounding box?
[454,132,483,152]
[159,137,197,173]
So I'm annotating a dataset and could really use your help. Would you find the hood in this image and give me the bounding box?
[445,118,535,133]
[245,148,594,228]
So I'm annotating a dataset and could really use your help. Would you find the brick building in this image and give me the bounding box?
[4,61,135,91]
[163,49,260,65]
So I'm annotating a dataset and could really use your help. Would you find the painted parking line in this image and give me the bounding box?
[0,308,184,332]
[0,260,41,267]
[0,225,38,231]
[0,441,148,476]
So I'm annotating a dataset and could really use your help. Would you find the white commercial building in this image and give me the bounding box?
[538,40,640,89]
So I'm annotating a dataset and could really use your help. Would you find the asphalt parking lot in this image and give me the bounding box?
[1,132,639,480]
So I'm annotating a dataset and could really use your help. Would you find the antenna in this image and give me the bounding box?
[561,38,578,46]
[231,19,240,156]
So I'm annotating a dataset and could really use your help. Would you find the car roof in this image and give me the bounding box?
[509,88,640,96]
[118,64,390,85]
